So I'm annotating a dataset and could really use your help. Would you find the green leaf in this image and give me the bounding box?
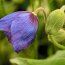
[10,50,65,65]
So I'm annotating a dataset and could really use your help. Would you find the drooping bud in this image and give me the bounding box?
[0,11,38,52]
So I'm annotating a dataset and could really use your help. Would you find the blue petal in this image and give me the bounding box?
[11,12,38,52]
[0,11,22,40]
[0,11,38,52]
[0,12,21,32]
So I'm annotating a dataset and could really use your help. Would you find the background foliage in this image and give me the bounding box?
[0,0,65,65]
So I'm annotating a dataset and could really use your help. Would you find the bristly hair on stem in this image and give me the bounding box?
[32,7,47,23]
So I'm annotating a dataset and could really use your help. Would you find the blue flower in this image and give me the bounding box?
[0,11,38,52]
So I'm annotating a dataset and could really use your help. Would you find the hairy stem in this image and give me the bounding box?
[49,35,65,50]
[32,7,47,23]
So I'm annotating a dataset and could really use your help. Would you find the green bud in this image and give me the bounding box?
[45,9,65,35]
[45,6,65,49]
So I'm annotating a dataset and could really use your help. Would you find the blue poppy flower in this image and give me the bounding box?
[0,11,38,52]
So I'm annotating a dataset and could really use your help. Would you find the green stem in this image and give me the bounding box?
[0,0,6,15]
[39,0,42,6]
[49,35,65,50]
[32,7,47,23]
[30,0,34,11]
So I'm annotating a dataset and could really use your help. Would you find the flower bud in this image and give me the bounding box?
[45,9,65,35]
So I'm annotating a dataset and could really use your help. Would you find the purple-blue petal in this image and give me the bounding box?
[0,12,21,40]
[0,12,20,31]
[11,11,38,52]
[0,11,38,52]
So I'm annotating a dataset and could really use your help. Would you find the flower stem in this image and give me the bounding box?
[0,0,6,16]
[39,0,42,6]
[32,7,47,23]
[49,35,65,50]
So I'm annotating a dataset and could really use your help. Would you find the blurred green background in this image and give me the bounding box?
[0,0,65,65]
